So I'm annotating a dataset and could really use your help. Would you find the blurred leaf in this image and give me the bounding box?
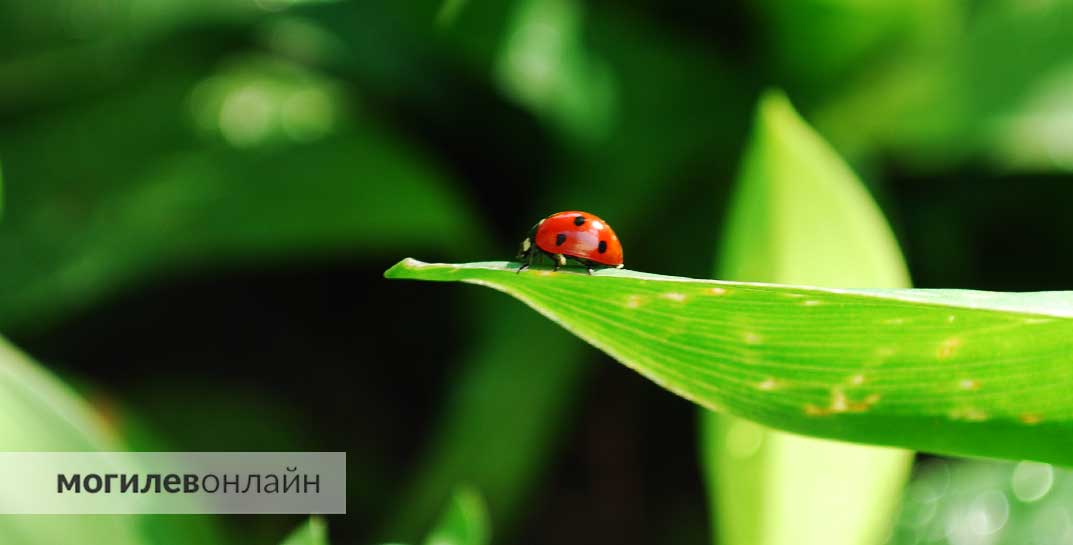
[0,63,476,330]
[987,61,1073,172]
[421,486,490,545]
[0,338,116,450]
[279,517,328,545]
[0,337,146,545]
[703,91,911,545]
[0,0,271,114]
[717,91,909,287]
[436,0,468,26]
[495,0,616,145]
[386,258,1073,465]
[816,0,1073,169]
[0,0,267,57]
[754,0,959,103]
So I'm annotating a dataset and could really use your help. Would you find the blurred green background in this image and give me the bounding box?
[2,0,1073,544]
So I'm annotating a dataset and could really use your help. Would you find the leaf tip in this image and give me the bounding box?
[280,515,329,545]
[758,87,792,114]
[755,87,802,136]
[384,258,428,279]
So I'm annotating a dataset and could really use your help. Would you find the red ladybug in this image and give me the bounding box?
[516,211,624,274]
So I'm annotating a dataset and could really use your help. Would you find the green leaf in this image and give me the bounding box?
[815,0,1073,169]
[703,90,911,545]
[421,486,490,545]
[0,337,147,545]
[495,0,616,145]
[754,0,958,98]
[279,517,328,545]
[385,258,1073,465]
[0,65,477,331]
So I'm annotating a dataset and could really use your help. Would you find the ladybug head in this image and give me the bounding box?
[515,219,542,262]
[515,236,533,261]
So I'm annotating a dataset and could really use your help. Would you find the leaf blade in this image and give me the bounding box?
[386,259,1073,465]
[706,89,912,545]
[279,517,328,545]
[0,337,149,545]
[421,486,490,545]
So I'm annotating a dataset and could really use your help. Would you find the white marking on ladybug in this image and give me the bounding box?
[521,238,531,252]
[591,220,604,230]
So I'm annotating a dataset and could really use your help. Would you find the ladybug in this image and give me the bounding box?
[516,211,624,274]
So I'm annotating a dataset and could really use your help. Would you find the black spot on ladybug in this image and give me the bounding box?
[598,240,608,253]
[556,233,567,246]
[574,215,586,226]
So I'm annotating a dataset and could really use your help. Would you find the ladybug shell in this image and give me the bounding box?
[534,211,624,266]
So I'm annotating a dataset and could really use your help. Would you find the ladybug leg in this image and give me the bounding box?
[550,253,566,272]
[517,247,538,273]
[571,257,594,275]
[567,256,595,275]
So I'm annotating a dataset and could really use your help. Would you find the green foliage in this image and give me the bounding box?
[814,0,1073,169]
[0,99,476,331]
[279,518,328,545]
[421,486,490,545]
[0,337,145,545]
[382,488,490,545]
[495,0,616,145]
[703,91,911,545]
[386,258,1073,465]
[4,0,1073,543]
[717,91,909,288]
